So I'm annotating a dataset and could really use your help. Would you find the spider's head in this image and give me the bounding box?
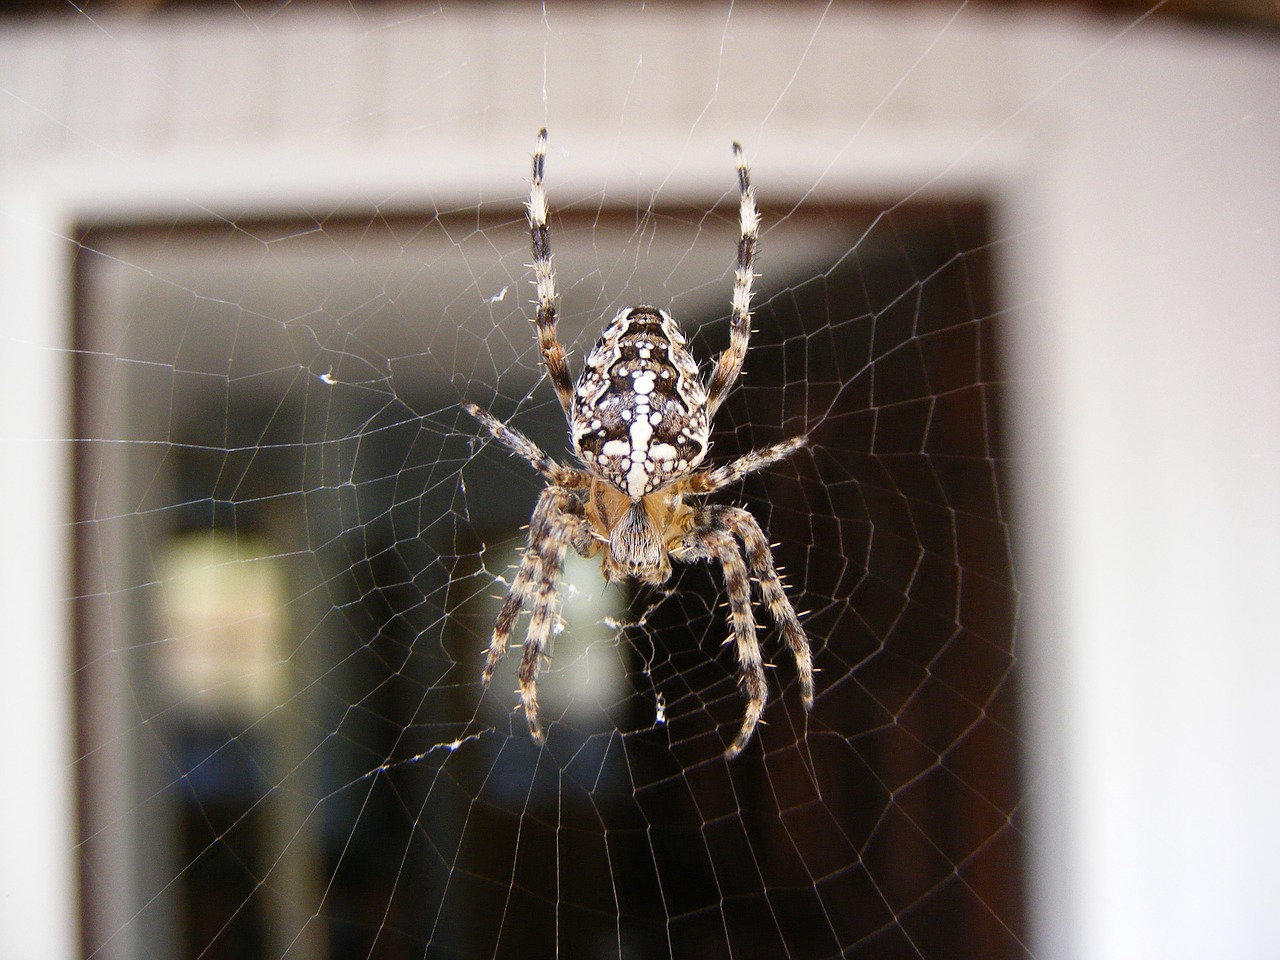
[607,499,670,585]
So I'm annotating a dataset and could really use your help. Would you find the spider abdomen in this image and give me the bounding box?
[572,307,709,497]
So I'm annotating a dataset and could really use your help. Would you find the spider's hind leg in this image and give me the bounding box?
[705,141,760,418]
[528,128,575,417]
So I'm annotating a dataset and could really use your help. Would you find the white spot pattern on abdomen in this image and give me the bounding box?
[572,307,709,497]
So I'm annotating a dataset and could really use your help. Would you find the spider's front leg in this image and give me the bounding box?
[675,525,767,758]
[482,485,592,744]
[704,504,814,709]
[674,500,815,758]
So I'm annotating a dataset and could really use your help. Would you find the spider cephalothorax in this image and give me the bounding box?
[464,129,814,758]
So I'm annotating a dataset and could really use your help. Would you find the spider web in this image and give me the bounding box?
[2,3,1278,959]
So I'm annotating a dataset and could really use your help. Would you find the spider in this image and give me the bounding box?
[463,129,814,758]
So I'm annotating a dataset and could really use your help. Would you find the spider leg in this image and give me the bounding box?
[462,401,590,489]
[704,505,814,709]
[686,435,806,495]
[677,526,767,759]
[705,141,760,418]
[528,128,575,417]
[519,488,589,743]
[482,486,589,745]
[482,554,536,688]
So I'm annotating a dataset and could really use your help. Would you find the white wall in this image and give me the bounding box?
[2,6,1277,958]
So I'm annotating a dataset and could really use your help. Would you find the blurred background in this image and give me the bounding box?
[2,2,1277,959]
